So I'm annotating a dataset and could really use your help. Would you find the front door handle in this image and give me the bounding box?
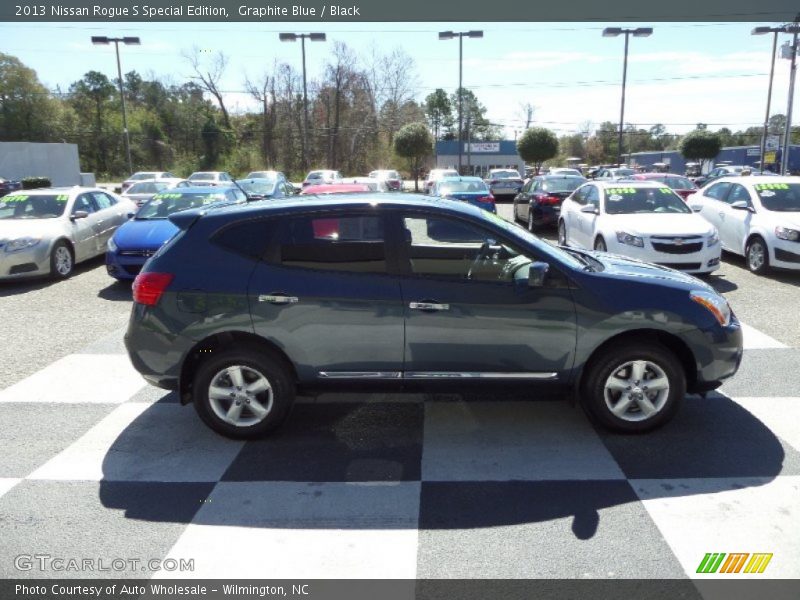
[409,301,449,311]
[258,294,299,305]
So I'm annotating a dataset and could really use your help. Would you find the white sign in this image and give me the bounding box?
[746,147,761,156]
[464,142,500,153]
[765,135,780,152]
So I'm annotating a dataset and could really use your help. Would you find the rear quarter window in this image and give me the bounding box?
[213,219,274,259]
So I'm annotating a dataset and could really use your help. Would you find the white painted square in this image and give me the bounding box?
[734,397,800,454]
[155,481,420,579]
[739,323,787,350]
[28,404,244,482]
[632,476,800,578]
[422,401,625,481]
[0,354,145,404]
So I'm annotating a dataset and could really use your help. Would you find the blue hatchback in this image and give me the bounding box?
[106,186,246,280]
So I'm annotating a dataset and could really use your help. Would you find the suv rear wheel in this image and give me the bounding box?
[581,342,684,433]
[192,348,294,439]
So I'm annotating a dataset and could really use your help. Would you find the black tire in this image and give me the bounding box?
[745,236,770,275]
[512,199,521,223]
[581,342,685,433]
[558,220,567,246]
[527,209,536,232]
[594,237,607,252]
[49,240,74,279]
[192,348,295,439]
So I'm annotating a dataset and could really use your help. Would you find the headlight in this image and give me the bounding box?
[5,237,41,253]
[690,290,731,327]
[775,226,800,242]
[707,230,720,247]
[615,231,644,247]
[107,237,118,252]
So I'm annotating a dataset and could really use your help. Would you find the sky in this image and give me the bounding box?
[1,20,798,139]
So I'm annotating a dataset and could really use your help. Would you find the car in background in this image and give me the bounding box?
[302,170,343,188]
[106,186,246,280]
[235,178,295,201]
[430,176,496,213]
[558,181,721,274]
[343,177,390,192]
[121,171,177,192]
[124,194,742,438]
[0,177,22,197]
[594,167,637,181]
[0,187,136,280]
[547,167,583,178]
[368,170,402,191]
[423,168,459,194]
[187,171,235,187]
[621,173,698,200]
[693,165,753,188]
[686,176,800,274]
[513,174,586,231]
[245,170,287,183]
[300,183,372,195]
[122,180,181,208]
[485,168,524,198]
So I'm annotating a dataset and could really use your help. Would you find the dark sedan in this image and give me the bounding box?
[513,175,586,231]
[125,195,742,438]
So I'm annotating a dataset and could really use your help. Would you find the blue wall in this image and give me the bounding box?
[629,145,800,174]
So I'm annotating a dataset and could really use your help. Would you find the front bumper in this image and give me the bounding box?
[106,248,157,280]
[769,239,800,270]
[0,242,53,280]
[682,316,743,393]
[606,238,722,274]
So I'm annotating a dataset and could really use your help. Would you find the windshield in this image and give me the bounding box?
[439,181,489,194]
[491,170,520,179]
[136,191,229,219]
[0,193,68,220]
[238,180,277,196]
[246,171,276,180]
[189,172,216,181]
[663,176,695,190]
[127,182,167,194]
[753,183,800,212]
[130,172,158,181]
[604,186,691,214]
[612,168,635,177]
[542,177,585,192]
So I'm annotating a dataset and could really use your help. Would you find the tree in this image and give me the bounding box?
[0,53,60,142]
[679,129,722,172]
[516,127,558,174]
[183,48,231,128]
[394,122,432,192]
[424,89,452,143]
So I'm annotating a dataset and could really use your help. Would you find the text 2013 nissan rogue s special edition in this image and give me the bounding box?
[125,195,743,438]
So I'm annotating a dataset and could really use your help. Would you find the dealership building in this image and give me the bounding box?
[629,144,800,175]
[434,140,525,177]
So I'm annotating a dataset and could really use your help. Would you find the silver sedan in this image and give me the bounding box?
[0,187,136,280]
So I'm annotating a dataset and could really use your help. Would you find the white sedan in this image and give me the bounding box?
[686,176,800,274]
[558,181,721,274]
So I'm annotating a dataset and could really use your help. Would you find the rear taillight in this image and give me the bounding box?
[132,272,174,306]
[489,179,498,185]
[477,194,495,205]
[536,194,562,205]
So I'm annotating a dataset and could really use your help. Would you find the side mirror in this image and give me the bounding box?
[580,204,598,214]
[71,210,88,220]
[690,205,702,213]
[730,201,753,212]
[127,212,135,219]
[528,262,550,288]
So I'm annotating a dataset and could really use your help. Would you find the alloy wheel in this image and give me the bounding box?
[603,359,670,423]
[208,365,274,427]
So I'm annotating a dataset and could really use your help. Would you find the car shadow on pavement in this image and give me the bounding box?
[97,390,792,539]
[722,252,800,288]
[0,256,105,297]
[703,274,738,294]
[97,278,133,301]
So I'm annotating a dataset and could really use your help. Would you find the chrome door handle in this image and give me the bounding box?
[409,301,449,311]
[258,294,299,305]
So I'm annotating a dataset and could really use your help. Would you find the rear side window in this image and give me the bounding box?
[214,219,274,259]
[277,215,386,273]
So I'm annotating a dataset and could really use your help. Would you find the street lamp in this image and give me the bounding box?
[279,32,326,171]
[91,35,140,175]
[779,23,800,175]
[753,26,791,172]
[602,27,652,167]
[439,30,483,174]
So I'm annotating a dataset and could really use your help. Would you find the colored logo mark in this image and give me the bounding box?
[696,553,773,574]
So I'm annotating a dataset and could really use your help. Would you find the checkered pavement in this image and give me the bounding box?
[1,324,799,582]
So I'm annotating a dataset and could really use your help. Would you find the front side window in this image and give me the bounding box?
[727,184,753,206]
[73,194,97,214]
[402,215,532,284]
[92,192,113,210]
[278,215,386,273]
[705,182,732,201]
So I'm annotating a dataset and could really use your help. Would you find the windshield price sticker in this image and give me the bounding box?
[606,187,636,195]
[153,193,182,200]
[3,195,29,202]
[608,194,623,201]
[754,183,789,191]
[56,195,68,202]
[659,187,673,194]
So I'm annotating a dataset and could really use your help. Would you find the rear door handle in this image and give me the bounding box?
[409,301,449,311]
[258,294,299,305]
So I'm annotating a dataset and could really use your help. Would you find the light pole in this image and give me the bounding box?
[752,27,783,172]
[439,30,483,174]
[279,32,326,172]
[602,27,652,168]
[780,24,800,175]
[91,36,140,175]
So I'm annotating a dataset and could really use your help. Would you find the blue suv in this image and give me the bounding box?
[124,195,743,438]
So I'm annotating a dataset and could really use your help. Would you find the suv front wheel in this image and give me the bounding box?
[581,342,684,433]
[192,348,294,439]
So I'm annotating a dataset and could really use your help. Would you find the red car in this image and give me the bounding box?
[624,173,698,200]
[369,169,402,191]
